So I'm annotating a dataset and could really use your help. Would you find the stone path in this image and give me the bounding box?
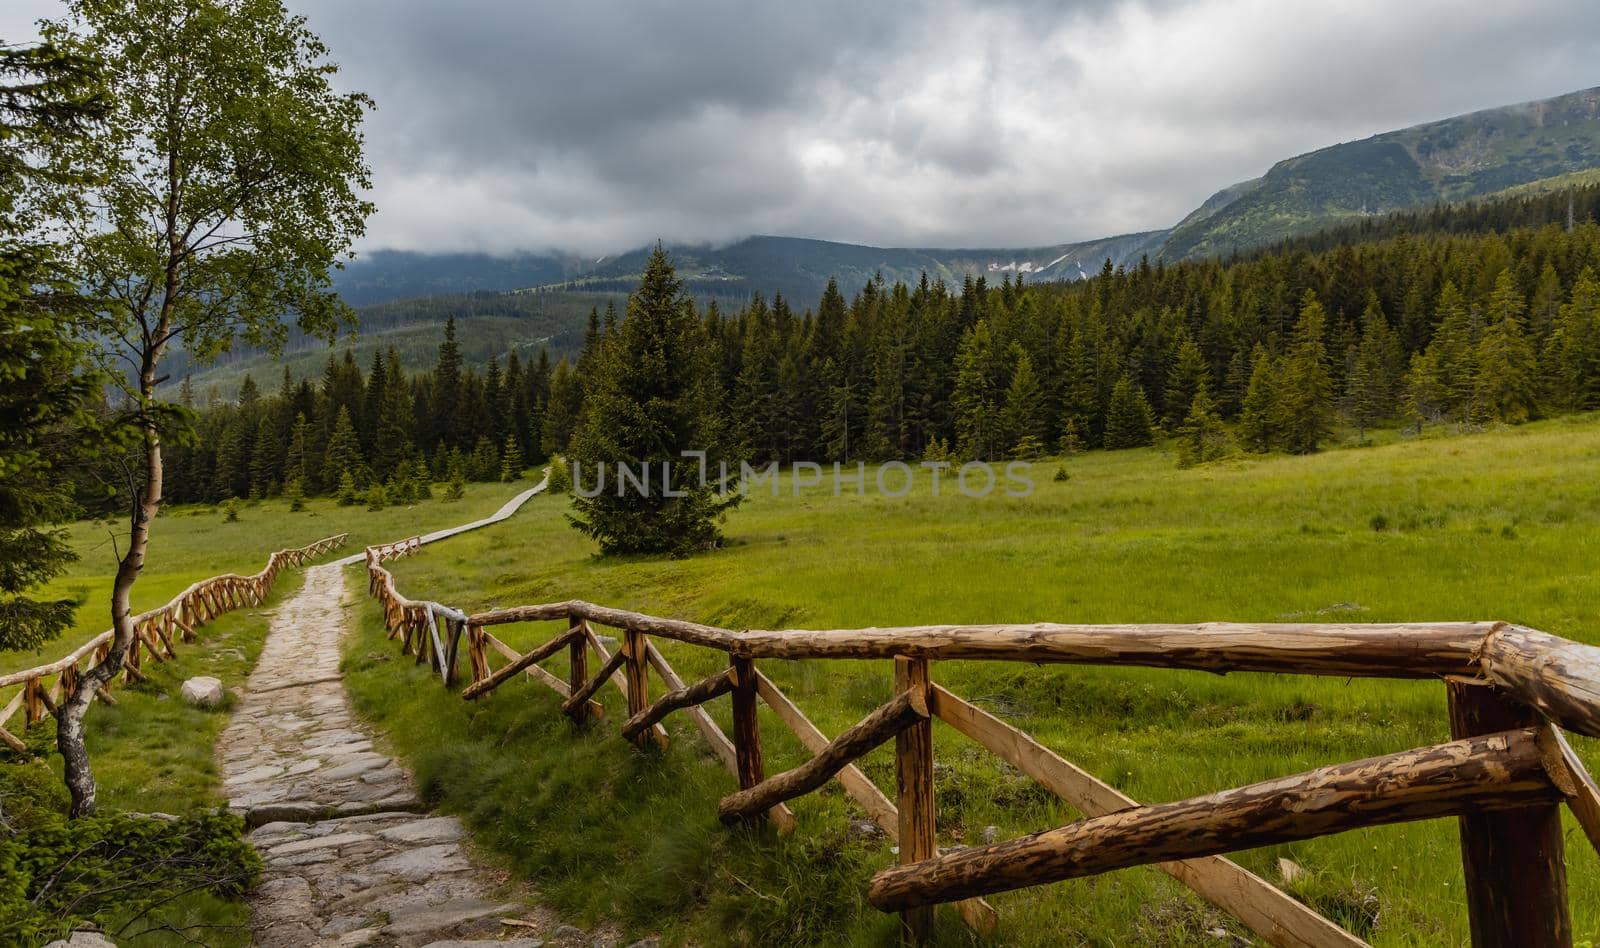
[220,563,532,946]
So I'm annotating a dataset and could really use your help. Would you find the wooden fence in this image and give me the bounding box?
[366,538,1600,947]
[0,533,349,754]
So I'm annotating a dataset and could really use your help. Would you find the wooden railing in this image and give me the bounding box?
[0,533,349,754]
[365,540,1600,947]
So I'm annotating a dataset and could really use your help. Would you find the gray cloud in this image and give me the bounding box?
[5,0,1600,255]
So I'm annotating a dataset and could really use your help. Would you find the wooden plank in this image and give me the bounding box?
[484,631,604,718]
[868,727,1559,911]
[461,626,581,700]
[1447,680,1571,948]
[754,671,993,933]
[719,688,926,824]
[645,644,793,833]
[895,658,935,945]
[0,724,25,754]
[561,649,628,715]
[621,668,735,743]
[928,684,1361,948]
[1540,724,1600,855]
[755,670,898,833]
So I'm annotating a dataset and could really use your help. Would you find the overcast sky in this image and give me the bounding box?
[5,1,1599,256]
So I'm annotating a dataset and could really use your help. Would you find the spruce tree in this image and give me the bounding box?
[541,358,582,457]
[469,435,499,482]
[1473,271,1539,424]
[322,405,364,488]
[1164,335,1207,426]
[952,321,1002,460]
[1345,294,1403,442]
[1546,268,1600,410]
[432,315,463,450]
[1002,349,1047,458]
[1238,346,1280,452]
[250,413,282,496]
[500,432,524,482]
[1277,291,1335,454]
[1175,382,1233,468]
[1102,376,1155,449]
[568,246,738,556]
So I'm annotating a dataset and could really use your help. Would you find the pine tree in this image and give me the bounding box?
[541,358,582,457]
[250,413,282,496]
[1345,294,1403,442]
[1238,346,1280,452]
[1428,282,1481,421]
[284,413,311,490]
[1175,382,1233,468]
[336,470,359,506]
[285,477,306,512]
[1546,268,1600,410]
[1002,349,1047,458]
[568,246,738,556]
[1473,271,1539,424]
[952,321,1003,460]
[1102,376,1155,449]
[469,435,499,482]
[1403,350,1446,434]
[500,432,524,482]
[432,315,463,450]
[1164,335,1207,426]
[374,355,415,479]
[1277,291,1335,454]
[322,406,364,488]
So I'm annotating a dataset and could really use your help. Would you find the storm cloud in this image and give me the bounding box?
[5,0,1599,255]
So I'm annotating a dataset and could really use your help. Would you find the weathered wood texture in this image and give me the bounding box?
[868,728,1560,911]
[561,649,628,715]
[1541,724,1600,855]
[567,619,590,724]
[623,630,652,747]
[1479,625,1600,738]
[460,627,582,700]
[719,687,928,824]
[730,656,764,805]
[928,685,1364,948]
[1447,680,1571,948]
[621,667,736,742]
[650,645,795,833]
[895,658,936,945]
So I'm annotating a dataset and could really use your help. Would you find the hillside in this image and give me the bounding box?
[542,232,1165,303]
[1159,85,1600,259]
[331,249,586,306]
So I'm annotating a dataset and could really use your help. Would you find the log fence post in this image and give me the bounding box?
[623,629,650,747]
[729,656,764,824]
[1447,679,1571,948]
[895,656,936,946]
[567,618,589,725]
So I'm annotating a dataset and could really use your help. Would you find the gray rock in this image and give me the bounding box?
[423,941,543,948]
[179,675,225,708]
[44,932,118,948]
[623,939,660,948]
[549,924,588,945]
[847,819,886,841]
[980,824,1000,844]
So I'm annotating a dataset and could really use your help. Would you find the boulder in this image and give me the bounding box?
[179,676,226,708]
[44,931,118,948]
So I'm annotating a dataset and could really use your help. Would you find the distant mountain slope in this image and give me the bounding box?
[332,250,586,306]
[1159,86,1600,259]
[545,232,1166,304]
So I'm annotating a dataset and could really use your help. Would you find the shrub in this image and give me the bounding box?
[1052,467,1070,482]
[366,484,388,511]
[544,458,571,495]
[221,499,240,523]
[443,476,465,502]
[335,470,359,506]
[284,478,306,512]
[0,810,260,944]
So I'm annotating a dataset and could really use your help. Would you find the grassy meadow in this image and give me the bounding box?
[345,415,1600,946]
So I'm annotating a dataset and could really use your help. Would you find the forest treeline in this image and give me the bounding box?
[157,212,1600,505]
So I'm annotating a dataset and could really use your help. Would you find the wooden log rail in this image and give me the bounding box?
[363,547,1600,948]
[0,533,349,755]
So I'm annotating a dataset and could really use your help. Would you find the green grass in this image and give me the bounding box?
[1,480,526,677]
[2,571,303,946]
[346,415,1600,946]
